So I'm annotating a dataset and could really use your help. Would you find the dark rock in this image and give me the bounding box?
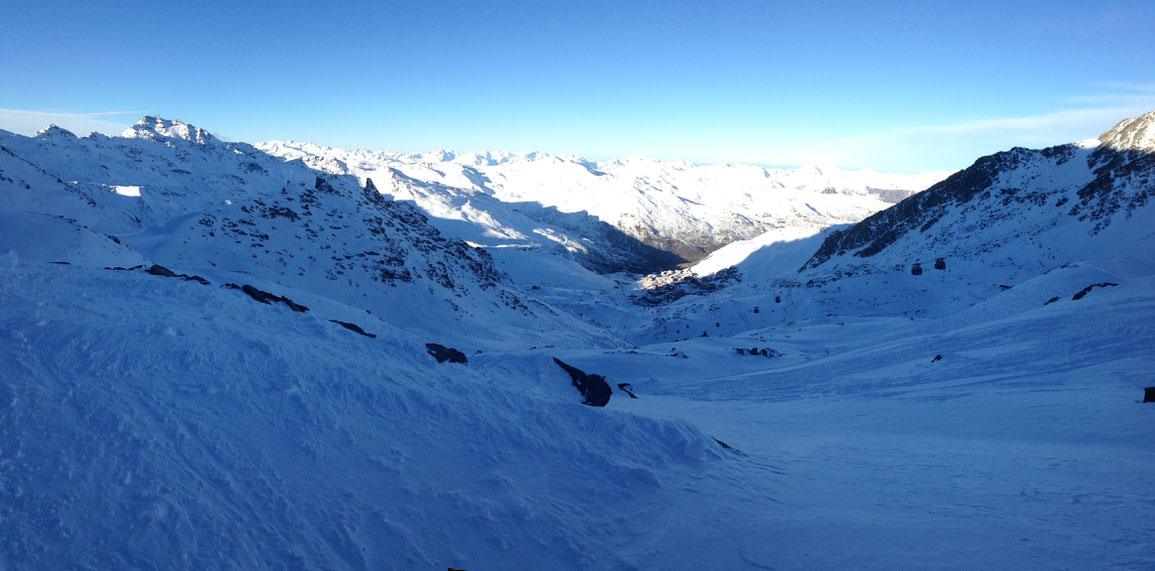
[144,264,210,285]
[711,437,745,454]
[552,358,612,407]
[1072,282,1118,301]
[237,284,309,312]
[328,320,376,338]
[108,234,121,244]
[1044,296,1061,306]
[146,264,177,277]
[239,284,276,303]
[932,354,943,362]
[426,343,467,364]
[1145,387,1155,403]
[50,261,70,265]
[278,296,308,312]
[617,383,639,399]
[911,263,923,275]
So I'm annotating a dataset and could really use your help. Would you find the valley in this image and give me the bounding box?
[1,112,1153,569]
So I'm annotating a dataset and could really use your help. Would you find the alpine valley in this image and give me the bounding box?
[1,112,1153,569]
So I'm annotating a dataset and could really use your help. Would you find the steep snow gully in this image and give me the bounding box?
[1,113,1154,569]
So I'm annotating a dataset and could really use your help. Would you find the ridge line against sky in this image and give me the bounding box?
[2,1,1154,173]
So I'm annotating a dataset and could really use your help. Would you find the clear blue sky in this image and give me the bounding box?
[3,0,1154,172]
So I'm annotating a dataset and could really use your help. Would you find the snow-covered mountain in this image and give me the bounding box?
[801,110,1155,279]
[0,117,613,348]
[2,113,1153,569]
[256,140,949,269]
[630,111,1155,341]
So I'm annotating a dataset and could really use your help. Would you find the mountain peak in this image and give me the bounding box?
[34,124,77,139]
[1097,109,1155,152]
[121,116,219,145]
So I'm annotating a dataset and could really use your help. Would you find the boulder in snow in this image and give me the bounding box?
[552,358,612,407]
[426,343,467,364]
[329,320,376,338]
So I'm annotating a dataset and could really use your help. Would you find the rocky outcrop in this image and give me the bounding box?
[223,283,309,312]
[329,320,376,338]
[426,343,467,364]
[144,264,210,285]
[552,358,612,407]
[1071,282,1117,301]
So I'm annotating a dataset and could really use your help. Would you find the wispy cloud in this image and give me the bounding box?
[745,100,1155,173]
[0,109,143,137]
[1061,82,1155,106]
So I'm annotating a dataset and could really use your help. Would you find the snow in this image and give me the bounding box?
[1098,110,1155,152]
[111,184,141,197]
[3,251,1152,569]
[256,139,951,268]
[1,114,1154,569]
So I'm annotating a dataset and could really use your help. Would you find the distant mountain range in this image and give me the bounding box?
[2,111,1153,569]
[256,139,949,270]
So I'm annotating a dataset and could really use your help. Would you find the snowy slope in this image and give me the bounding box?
[801,111,1155,283]
[0,259,760,569]
[629,112,1155,344]
[257,140,949,266]
[3,112,1154,570]
[0,118,613,349]
[3,241,1152,569]
[597,259,1155,568]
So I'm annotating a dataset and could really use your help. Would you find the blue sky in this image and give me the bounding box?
[2,0,1154,172]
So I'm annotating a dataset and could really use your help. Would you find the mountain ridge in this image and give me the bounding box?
[799,111,1155,275]
[257,139,950,266]
[0,116,616,349]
